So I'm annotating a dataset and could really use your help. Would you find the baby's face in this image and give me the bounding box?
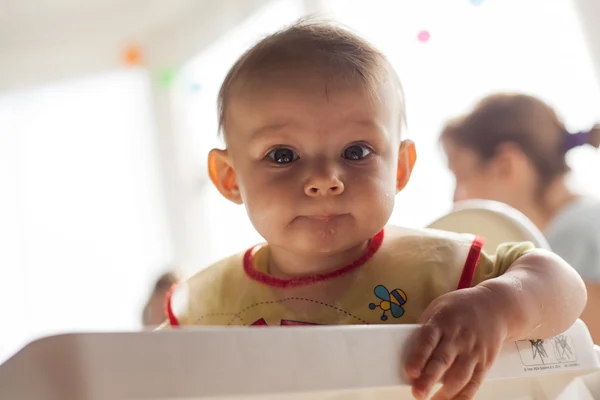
[222,69,408,256]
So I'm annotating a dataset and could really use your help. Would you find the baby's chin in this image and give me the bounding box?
[256,214,384,256]
[286,228,373,256]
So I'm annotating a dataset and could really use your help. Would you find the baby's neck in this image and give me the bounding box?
[267,240,370,279]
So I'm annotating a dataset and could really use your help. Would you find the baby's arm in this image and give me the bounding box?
[475,249,586,340]
[405,249,587,400]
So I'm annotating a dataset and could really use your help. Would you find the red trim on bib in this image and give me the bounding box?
[244,229,385,289]
[165,284,180,327]
[456,235,485,290]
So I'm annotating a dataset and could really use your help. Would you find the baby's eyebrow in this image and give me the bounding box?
[340,119,390,139]
[250,122,295,138]
[248,118,385,143]
[347,119,380,130]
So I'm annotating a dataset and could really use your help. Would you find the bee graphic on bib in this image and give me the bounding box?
[369,285,407,321]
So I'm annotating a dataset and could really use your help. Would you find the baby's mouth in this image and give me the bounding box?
[306,215,337,221]
[302,213,348,222]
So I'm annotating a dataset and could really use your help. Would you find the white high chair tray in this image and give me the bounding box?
[0,321,598,400]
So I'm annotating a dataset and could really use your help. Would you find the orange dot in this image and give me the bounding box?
[123,45,143,66]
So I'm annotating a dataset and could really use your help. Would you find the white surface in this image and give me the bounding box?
[0,70,172,364]
[0,320,597,400]
[574,0,600,88]
[0,0,271,91]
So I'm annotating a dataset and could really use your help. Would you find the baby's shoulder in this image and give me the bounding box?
[368,226,482,293]
[380,225,479,265]
[383,225,477,247]
[189,251,247,286]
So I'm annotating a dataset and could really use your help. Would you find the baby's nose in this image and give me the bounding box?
[304,176,345,197]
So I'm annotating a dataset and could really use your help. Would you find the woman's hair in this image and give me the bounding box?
[441,93,600,187]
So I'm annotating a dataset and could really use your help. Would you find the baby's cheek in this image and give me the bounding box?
[375,172,397,202]
[244,191,290,237]
[360,179,395,221]
[376,190,396,220]
[245,205,278,241]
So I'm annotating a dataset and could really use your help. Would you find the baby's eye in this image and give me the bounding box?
[267,147,298,164]
[342,144,372,161]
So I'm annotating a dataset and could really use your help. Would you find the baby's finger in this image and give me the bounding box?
[430,356,476,400]
[405,323,442,380]
[450,366,485,400]
[411,339,457,400]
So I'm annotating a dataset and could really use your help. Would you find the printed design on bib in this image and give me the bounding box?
[250,318,323,326]
[368,285,407,321]
[210,297,369,326]
[250,318,268,326]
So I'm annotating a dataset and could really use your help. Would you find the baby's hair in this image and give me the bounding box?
[217,17,404,137]
[441,93,600,188]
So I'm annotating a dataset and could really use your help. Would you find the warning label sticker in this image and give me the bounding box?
[516,334,578,367]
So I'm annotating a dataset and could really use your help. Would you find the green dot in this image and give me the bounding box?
[159,68,177,87]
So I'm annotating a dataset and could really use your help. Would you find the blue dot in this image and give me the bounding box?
[369,303,376,310]
[189,83,202,93]
[381,315,388,321]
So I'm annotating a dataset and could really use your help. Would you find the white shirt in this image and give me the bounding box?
[545,198,600,282]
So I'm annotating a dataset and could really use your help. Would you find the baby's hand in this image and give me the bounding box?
[405,287,509,400]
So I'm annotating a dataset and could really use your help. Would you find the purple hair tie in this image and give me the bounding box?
[564,130,590,151]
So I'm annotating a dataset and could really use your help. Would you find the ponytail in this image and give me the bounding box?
[564,124,600,151]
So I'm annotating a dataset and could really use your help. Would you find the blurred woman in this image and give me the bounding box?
[142,271,179,328]
[440,93,600,343]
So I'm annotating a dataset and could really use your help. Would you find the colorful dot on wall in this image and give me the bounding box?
[158,68,178,88]
[417,30,431,43]
[122,44,144,66]
[189,82,202,93]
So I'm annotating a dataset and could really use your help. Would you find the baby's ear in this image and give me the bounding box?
[208,149,243,204]
[396,140,417,192]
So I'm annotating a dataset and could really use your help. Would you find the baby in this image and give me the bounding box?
[162,20,587,400]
